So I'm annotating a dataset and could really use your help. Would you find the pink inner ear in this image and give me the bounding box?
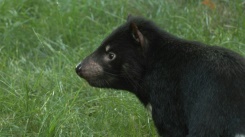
[136,29,145,47]
[132,33,140,43]
[131,23,140,40]
[130,22,148,54]
[131,23,145,47]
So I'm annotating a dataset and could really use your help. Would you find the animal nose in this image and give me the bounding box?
[75,63,82,74]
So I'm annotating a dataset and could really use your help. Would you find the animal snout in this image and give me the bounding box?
[75,59,103,79]
[75,62,83,75]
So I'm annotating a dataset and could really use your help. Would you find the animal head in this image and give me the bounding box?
[75,16,151,91]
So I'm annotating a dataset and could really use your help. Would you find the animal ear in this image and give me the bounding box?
[130,22,147,51]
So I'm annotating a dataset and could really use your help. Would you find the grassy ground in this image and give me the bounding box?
[0,0,244,136]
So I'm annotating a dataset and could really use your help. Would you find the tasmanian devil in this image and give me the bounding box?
[75,16,245,137]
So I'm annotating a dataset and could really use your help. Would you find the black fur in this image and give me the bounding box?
[76,16,245,137]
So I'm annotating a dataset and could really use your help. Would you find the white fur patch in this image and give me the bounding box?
[76,63,81,70]
[235,134,245,137]
[105,45,110,52]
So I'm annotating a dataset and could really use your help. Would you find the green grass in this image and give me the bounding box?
[0,0,244,136]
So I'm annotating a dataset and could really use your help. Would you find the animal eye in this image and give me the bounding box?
[108,52,116,60]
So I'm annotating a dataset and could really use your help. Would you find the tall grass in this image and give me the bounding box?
[0,0,244,136]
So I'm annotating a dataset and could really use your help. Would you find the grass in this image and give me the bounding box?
[0,0,244,136]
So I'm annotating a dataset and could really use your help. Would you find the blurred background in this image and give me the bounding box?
[0,0,244,136]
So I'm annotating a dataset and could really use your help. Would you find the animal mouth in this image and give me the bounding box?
[86,79,105,87]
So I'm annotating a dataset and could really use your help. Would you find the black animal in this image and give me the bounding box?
[75,16,245,137]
